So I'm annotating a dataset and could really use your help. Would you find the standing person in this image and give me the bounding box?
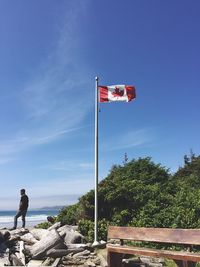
[12,189,29,229]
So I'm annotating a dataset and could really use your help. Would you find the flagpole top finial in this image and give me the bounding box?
[95,76,99,81]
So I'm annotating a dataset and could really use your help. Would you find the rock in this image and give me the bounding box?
[122,258,142,267]
[47,216,55,224]
[140,257,152,264]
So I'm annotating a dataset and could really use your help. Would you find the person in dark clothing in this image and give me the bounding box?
[12,189,29,229]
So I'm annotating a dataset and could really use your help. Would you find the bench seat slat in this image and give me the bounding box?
[107,244,200,262]
[108,227,200,245]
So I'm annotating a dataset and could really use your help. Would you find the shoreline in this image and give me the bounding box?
[0,209,59,229]
[0,219,47,230]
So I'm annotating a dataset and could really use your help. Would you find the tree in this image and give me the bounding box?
[56,154,200,241]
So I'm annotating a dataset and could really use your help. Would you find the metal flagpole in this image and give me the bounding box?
[94,76,99,244]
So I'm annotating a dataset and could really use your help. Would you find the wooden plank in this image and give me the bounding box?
[108,226,200,245]
[107,244,200,262]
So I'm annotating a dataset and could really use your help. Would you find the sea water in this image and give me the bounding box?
[0,210,59,229]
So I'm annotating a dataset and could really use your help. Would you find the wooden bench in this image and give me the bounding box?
[107,226,200,267]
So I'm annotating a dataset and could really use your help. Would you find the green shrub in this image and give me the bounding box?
[35,221,51,229]
[78,218,109,242]
[57,204,81,225]
[56,155,200,239]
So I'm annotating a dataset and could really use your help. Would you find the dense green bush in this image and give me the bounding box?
[78,218,109,242]
[56,154,200,241]
[57,203,82,225]
[35,221,52,229]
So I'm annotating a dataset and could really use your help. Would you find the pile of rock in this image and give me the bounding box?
[0,223,107,266]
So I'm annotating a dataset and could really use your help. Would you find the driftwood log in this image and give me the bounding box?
[27,259,44,266]
[57,225,78,233]
[20,233,38,244]
[30,229,64,259]
[1,223,108,267]
[66,243,89,249]
[51,258,61,267]
[19,240,26,265]
[30,228,49,241]
[10,228,29,236]
[58,225,84,244]
[48,222,61,231]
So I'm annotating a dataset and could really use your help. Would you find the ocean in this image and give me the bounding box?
[0,210,59,229]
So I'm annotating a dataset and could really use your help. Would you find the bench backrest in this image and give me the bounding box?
[108,226,200,245]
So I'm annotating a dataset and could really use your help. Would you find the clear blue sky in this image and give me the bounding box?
[0,0,200,210]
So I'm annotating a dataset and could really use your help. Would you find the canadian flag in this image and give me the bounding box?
[99,85,136,102]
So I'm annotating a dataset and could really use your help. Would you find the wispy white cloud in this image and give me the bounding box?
[46,160,94,172]
[0,157,14,165]
[21,4,91,137]
[0,125,89,161]
[0,3,92,164]
[28,175,93,198]
[102,129,154,151]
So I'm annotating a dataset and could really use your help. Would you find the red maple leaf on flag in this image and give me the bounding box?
[111,87,124,97]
